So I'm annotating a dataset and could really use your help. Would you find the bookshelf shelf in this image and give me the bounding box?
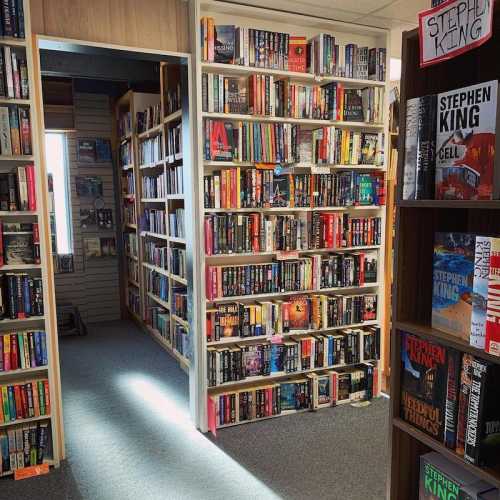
[0,37,26,47]
[207,282,379,303]
[206,319,379,346]
[123,223,137,230]
[169,274,187,285]
[140,231,168,240]
[122,164,134,171]
[137,122,164,139]
[166,194,184,200]
[142,262,168,276]
[164,109,182,124]
[0,263,42,271]
[168,236,186,244]
[0,98,30,105]
[172,314,189,329]
[147,292,170,310]
[0,316,45,326]
[141,198,167,203]
[0,366,48,379]
[201,112,384,129]
[128,279,140,288]
[201,62,386,88]
[0,155,34,161]
[204,205,382,213]
[139,161,165,170]
[0,211,37,216]
[0,414,51,430]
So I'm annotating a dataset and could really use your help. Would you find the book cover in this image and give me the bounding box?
[402,97,419,199]
[288,36,307,73]
[432,232,475,341]
[214,25,235,64]
[485,237,500,356]
[444,348,461,450]
[435,80,498,200]
[271,175,290,207]
[210,121,234,161]
[360,133,378,165]
[225,77,247,114]
[400,331,448,441]
[3,231,34,264]
[471,236,491,350]
[242,346,262,377]
[288,295,309,330]
[343,90,364,122]
[280,381,297,411]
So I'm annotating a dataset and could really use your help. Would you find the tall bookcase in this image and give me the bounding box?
[0,0,63,476]
[116,63,191,373]
[190,0,390,431]
[389,21,500,500]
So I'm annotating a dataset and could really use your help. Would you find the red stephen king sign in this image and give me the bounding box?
[418,0,493,67]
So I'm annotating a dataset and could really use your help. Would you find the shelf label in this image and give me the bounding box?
[276,250,299,260]
[418,0,493,67]
[311,166,330,174]
[15,463,50,480]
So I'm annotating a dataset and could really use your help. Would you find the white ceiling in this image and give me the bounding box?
[238,0,426,29]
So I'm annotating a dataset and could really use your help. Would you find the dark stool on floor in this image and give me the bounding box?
[57,303,87,336]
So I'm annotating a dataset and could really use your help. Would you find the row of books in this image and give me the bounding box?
[0,379,50,424]
[139,135,162,166]
[210,362,378,428]
[127,288,140,316]
[400,331,500,468]
[172,288,187,320]
[166,165,184,195]
[0,422,50,474]
[0,105,31,156]
[206,300,378,342]
[124,232,138,259]
[119,111,132,139]
[0,165,36,211]
[169,208,184,239]
[144,240,167,270]
[0,273,43,320]
[119,141,132,167]
[432,232,500,355]
[204,119,298,163]
[200,19,386,81]
[141,208,166,235]
[308,128,383,166]
[170,247,186,279]
[148,306,169,342]
[204,213,383,255]
[0,331,47,372]
[123,201,136,225]
[146,269,168,302]
[0,222,40,266]
[142,172,167,200]
[173,324,188,357]
[0,46,28,100]
[166,123,182,163]
[137,104,161,134]
[0,0,24,39]
[205,255,378,300]
[122,171,134,195]
[202,73,383,123]
[403,80,497,201]
[207,327,378,386]
[203,169,385,208]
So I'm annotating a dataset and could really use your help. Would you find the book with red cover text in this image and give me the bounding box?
[288,36,307,73]
[485,237,500,356]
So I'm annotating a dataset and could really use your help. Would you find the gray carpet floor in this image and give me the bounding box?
[1,320,389,500]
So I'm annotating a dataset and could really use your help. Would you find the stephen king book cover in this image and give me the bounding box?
[400,331,448,441]
[435,80,498,200]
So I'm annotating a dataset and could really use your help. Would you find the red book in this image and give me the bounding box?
[250,214,260,253]
[220,170,227,208]
[25,164,36,210]
[486,238,500,356]
[358,252,365,285]
[206,266,214,301]
[204,216,213,256]
[230,169,237,208]
[224,394,230,424]
[18,108,32,155]
[10,334,18,370]
[14,384,23,419]
[288,36,307,73]
[20,385,28,418]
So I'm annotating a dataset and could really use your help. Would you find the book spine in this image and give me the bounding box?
[402,98,419,200]
[25,163,36,210]
[485,237,500,356]
[0,106,12,155]
[443,348,461,449]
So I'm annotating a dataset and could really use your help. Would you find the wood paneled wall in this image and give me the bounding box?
[30,0,190,53]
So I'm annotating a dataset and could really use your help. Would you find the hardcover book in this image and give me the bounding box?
[400,331,448,441]
[435,80,499,200]
[432,232,475,341]
[288,37,307,73]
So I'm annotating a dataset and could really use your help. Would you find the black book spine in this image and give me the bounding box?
[444,348,462,449]
[15,0,24,38]
[415,94,437,199]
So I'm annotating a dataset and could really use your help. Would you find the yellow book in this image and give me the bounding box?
[3,334,10,370]
[255,305,262,334]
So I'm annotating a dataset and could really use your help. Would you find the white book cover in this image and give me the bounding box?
[3,47,13,99]
[471,235,491,349]
[0,106,12,155]
[402,97,419,200]
[436,80,499,200]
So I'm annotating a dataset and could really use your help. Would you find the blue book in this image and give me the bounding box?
[34,331,42,366]
[23,276,31,316]
[7,386,16,421]
[40,332,48,365]
[270,344,284,373]
[280,382,297,411]
[0,432,9,472]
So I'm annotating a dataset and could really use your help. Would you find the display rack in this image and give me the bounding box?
[191,0,390,431]
[0,0,63,477]
[389,20,500,499]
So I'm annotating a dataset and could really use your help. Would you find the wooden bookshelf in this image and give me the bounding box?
[0,0,64,476]
[191,0,390,432]
[389,14,500,499]
[115,62,191,371]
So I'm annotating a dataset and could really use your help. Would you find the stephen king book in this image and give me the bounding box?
[214,25,235,64]
[471,236,491,350]
[288,295,309,330]
[435,80,499,200]
[400,331,448,441]
[485,237,500,357]
[288,36,307,73]
[432,232,475,342]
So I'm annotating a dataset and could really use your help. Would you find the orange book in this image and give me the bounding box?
[207,18,215,62]
[14,384,22,419]
[227,169,232,208]
[31,381,40,416]
[288,295,309,330]
[220,169,227,208]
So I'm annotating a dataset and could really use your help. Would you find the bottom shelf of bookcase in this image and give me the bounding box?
[392,417,500,489]
[144,324,190,374]
[0,458,56,478]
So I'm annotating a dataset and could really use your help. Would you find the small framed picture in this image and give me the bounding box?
[77,139,96,162]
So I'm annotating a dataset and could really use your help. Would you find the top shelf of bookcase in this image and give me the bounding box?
[201,62,386,88]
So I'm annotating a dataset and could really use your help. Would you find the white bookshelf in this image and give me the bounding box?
[190,0,390,432]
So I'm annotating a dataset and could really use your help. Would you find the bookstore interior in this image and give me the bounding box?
[0,0,499,499]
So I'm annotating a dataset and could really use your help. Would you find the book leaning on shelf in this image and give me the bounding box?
[0,331,47,372]
[0,164,36,211]
[0,45,29,100]
[0,421,50,474]
[0,105,31,156]
[0,0,25,39]
[206,296,378,342]
[200,18,386,81]
[399,330,500,469]
[402,80,500,201]
[0,273,43,320]
[0,379,50,423]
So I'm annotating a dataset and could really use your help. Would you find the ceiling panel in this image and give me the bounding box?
[367,0,428,22]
